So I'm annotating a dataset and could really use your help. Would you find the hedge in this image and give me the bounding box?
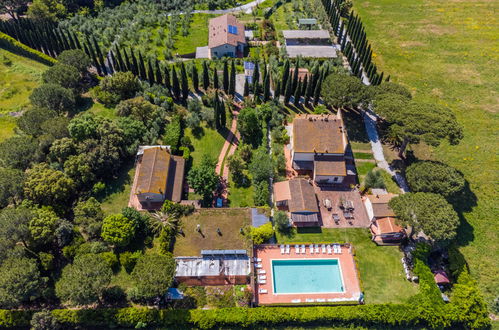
[0,32,56,66]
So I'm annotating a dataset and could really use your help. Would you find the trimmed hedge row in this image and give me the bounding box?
[0,32,56,66]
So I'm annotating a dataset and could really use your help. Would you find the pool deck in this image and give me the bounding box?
[253,244,362,305]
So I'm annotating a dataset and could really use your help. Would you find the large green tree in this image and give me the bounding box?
[0,136,39,170]
[249,147,273,184]
[57,49,91,73]
[115,96,159,124]
[130,254,175,302]
[55,254,112,306]
[30,84,75,114]
[42,64,81,91]
[187,156,219,205]
[321,74,370,109]
[29,208,59,245]
[0,168,24,208]
[0,207,34,254]
[374,97,463,157]
[101,214,137,247]
[237,107,262,147]
[406,161,466,200]
[73,198,104,240]
[0,257,44,308]
[17,108,58,137]
[389,192,460,245]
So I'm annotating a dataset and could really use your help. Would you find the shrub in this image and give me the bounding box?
[249,222,274,245]
[119,251,142,274]
[253,181,269,206]
[273,211,290,232]
[30,84,76,113]
[100,252,119,272]
[163,115,182,153]
[364,169,386,190]
[57,49,91,73]
[0,32,56,65]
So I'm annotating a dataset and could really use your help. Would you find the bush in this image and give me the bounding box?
[119,251,142,274]
[163,115,182,153]
[248,222,274,245]
[273,211,290,232]
[57,49,91,73]
[30,310,61,330]
[364,169,386,190]
[253,181,269,206]
[94,72,141,106]
[100,252,119,272]
[0,32,56,65]
[30,84,76,113]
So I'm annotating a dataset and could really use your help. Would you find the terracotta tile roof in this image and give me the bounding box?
[273,180,291,202]
[208,14,246,48]
[292,114,346,154]
[136,147,171,195]
[288,178,319,213]
[375,217,403,235]
[164,155,185,203]
[314,156,347,176]
[289,68,310,82]
[368,193,398,218]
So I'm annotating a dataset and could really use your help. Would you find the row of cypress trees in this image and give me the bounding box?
[322,0,385,85]
[280,60,327,106]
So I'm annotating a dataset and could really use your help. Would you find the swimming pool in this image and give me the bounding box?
[272,259,344,294]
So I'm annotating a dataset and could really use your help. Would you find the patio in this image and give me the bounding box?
[315,187,370,228]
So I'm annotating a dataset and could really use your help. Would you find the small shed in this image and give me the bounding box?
[298,18,317,29]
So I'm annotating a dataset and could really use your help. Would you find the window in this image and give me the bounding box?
[228,25,238,35]
[333,177,338,182]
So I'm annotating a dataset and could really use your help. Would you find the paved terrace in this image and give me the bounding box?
[254,244,361,305]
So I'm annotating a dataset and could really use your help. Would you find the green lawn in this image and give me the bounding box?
[99,162,135,216]
[378,169,401,194]
[173,208,252,257]
[353,152,374,160]
[85,98,118,120]
[355,161,376,178]
[0,49,47,142]
[185,124,226,167]
[174,14,213,55]
[227,174,254,207]
[276,228,419,304]
[354,0,499,303]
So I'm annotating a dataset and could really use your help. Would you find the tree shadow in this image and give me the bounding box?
[296,226,322,234]
[278,227,296,239]
[342,110,370,145]
[95,159,135,202]
[191,126,205,139]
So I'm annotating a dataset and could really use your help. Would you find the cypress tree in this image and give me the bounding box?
[164,65,171,90]
[122,47,132,72]
[171,66,181,100]
[301,75,308,98]
[65,30,76,49]
[137,51,147,80]
[180,62,189,100]
[92,36,107,75]
[213,68,219,90]
[274,80,281,101]
[281,59,290,94]
[72,31,82,49]
[222,61,229,93]
[114,46,125,72]
[147,59,155,84]
[220,98,226,128]
[213,92,221,130]
[229,60,236,96]
[192,64,199,92]
[252,61,259,94]
[108,51,116,74]
[377,72,384,85]
[263,73,270,101]
[293,81,302,106]
[284,76,293,104]
[59,29,70,50]
[130,48,139,76]
[313,71,323,105]
[202,61,210,90]
[86,38,102,76]
[155,60,163,85]
[291,60,299,92]
[243,78,249,97]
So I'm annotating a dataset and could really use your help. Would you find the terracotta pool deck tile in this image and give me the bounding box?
[254,244,362,305]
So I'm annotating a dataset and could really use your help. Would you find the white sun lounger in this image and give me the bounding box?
[280,245,285,254]
[259,289,268,294]
[315,244,319,253]
[291,299,301,303]
[301,245,306,253]
[295,245,300,253]
[309,244,314,254]
[254,257,262,262]
[316,298,326,302]
[258,269,266,274]
[255,263,263,268]
[258,279,266,284]
[333,244,340,254]
[285,245,290,254]
[258,275,267,280]
[321,244,326,253]
[327,298,336,302]
[327,245,332,254]
[306,298,314,302]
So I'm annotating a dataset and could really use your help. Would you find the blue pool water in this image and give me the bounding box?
[272,259,344,294]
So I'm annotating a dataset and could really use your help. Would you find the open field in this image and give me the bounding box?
[354,0,499,302]
[174,14,212,55]
[276,227,418,304]
[173,208,252,257]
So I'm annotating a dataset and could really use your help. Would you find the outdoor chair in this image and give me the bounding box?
[259,289,268,294]
[280,245,285,254]
[309,244,314,254]
[315,244,320,253]
[301,245,306,253]
[321,244,326,253]
[295,245,300,253]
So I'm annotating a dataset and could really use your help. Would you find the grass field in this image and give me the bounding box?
[353,0,499,303]
[173,208,252,256]
[185,124,226,167]
[276,228,418,304]
[174,14,212,55]
[0,49,47,142]
[99,162,135,216]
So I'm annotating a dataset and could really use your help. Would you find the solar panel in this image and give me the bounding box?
[228,25,238,35]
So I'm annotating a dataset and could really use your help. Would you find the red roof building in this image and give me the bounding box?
[208,14,246,58]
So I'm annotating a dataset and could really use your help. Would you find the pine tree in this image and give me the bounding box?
[202,61,210,90]
[171,66,181,100]
[192,64,199,91]
[164,65,171,90]
[243,78,249,97]
[222,61,229,94]
[147,59,155,84]
[213,67,219,90]
[284,76,293,104]
[155,60,163,85]
[274,80,281,101]
[220,98,226,128]
[252,61,259,94]
[291,60,299,92]
[293,81,302,106]
[281,59,290,94]
[180,62,189,100]
[229,60,236,96]
[263,72,270,101]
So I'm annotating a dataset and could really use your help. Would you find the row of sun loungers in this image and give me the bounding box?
[281,244,342,254]
[292,298,337,303]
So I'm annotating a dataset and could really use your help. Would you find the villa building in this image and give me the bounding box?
[196,14,246,59]
[291,112,352,184]
[273,178,320,227]
[364,192,406,245]
[131,146,185,210]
